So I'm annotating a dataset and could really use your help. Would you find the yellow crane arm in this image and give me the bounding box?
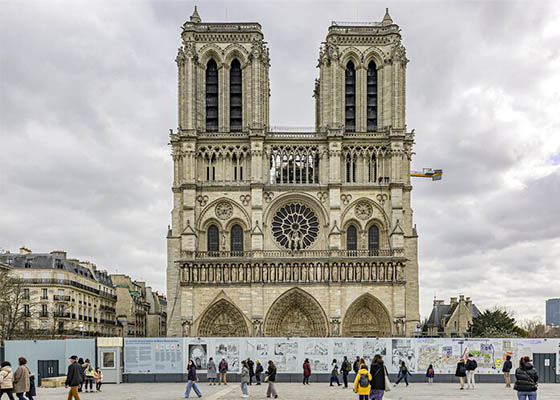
[410,169,443,181]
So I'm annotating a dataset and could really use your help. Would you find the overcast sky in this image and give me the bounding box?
[1,0,559,323]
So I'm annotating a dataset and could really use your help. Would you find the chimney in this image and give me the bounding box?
[19,247,32,255]
[450,297,458,305]
[50,250,67,259]
[433,299,444,306]
[459,294,465,302]
[466,297,472,307]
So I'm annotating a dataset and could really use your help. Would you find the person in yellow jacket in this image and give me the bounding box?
[353,360,372,400]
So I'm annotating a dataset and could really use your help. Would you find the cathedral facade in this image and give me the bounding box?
[166,8,420,338]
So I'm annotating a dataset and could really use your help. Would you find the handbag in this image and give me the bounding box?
[384,366,391,392]
[264,375,269,383]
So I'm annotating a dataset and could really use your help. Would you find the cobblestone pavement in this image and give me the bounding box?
[36,382,559,399]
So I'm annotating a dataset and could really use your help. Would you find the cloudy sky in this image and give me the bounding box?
[1,0,559,323]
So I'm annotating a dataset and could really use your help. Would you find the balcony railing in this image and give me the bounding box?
[182,248,404,260]
[54,295,71,302]
[22,279,117,300]
[54,312,71,318]
[180,259,405,285]
[100,305,116,313]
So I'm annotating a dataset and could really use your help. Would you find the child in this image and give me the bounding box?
[353,359,372,400]
[94,367,103,392]
[426,364,434,384]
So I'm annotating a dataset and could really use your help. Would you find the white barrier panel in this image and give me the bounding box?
[123,337,560,376]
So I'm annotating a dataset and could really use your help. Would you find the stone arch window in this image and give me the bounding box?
[230,224,244,254]
[367,60,378,132]
[198,299,250,336]
[345,61,356,132]
[206,153,216,181]
[345,154,356,183]
[232,153,243,181]
[207,224,220,254]
[368,225,380,253]
[206,59,219,132]
[346,225,358,251]
[229,59,242,132]
[269,145,319,184]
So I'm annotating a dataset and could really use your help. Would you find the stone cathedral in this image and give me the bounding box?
[166,8,420,338]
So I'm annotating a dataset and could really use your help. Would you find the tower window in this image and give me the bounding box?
[206,59,219,132]
[367,61,378,132]
[230,59,242,132]
[368,225,380,253]
[347,225,358,251]
[345,61,356,132]
[230,224,244,254]
[207,225,220,254]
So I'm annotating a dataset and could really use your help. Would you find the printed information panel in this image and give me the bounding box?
[124,338,184,374]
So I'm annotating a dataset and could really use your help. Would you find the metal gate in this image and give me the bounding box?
[38,360,59,386]
[533,353,556,383]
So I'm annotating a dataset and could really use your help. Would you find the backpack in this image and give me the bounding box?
[344,361,351,372]
[220,361,226,370]
[358,372,370,388]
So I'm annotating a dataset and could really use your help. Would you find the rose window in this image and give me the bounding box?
[271,203,319,250]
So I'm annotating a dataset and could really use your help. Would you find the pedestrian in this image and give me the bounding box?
[265,360,278,399]
[503,355,513,388]
[77,358,84,392]
[65,355,84,400]
[302,358,311,385]
[207,357,217,385]
[83,359,94,393]
[94,367,103,392]
[353,356,360,379]
[12,358,30,400]
[353,358,372,400]
[394,361,412,387]
[369,354,388,400]
[25,371,36,400]
[247,358,255,385]
[240,360,250,398]
[341,356,351,388]
[0,361,15,400]
[255,360,263,385]
[184,360,202,398]
[330,359,341,386]
[465,354,477,389]
[218,358,228,385]
[514,356,538,400]
[455,358,467,390]
[426,364,434,384]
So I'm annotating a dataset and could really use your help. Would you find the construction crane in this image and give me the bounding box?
[411,168,443,181]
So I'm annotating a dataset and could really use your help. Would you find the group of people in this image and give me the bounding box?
[0,358,35,400]
[65,356,103,400]
[184,358,277,399]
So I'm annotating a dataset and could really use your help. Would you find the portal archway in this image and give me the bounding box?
[342,294,392,337]
[263,287,329,337]
[197,299,250,336]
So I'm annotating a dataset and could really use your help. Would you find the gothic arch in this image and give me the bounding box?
[197,298,250,337]
[341,197,390,232]
[362,48,384,70]
[342,293,392,337]
[224,44,249,67]
[198,44,224,66]
[263,287,329,337]
[339,47,363,69]
[197,198,251,232]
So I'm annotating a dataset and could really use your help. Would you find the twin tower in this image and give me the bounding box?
[167,7,420,338]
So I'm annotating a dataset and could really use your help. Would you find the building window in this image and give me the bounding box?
[206,59,219,132]
[41,288,48,300]
[207,225,219,253]
[24,304,30,317]
[347,225,358,251]
[345,61,356,132]
[41,304,48,317]
[368,225,380,253]
[23,288,30,300]
[230,59,242,132]
[230,224,244,254]
[367,60,378,132]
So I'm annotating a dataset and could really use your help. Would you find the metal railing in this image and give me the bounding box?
[53,295,71,301]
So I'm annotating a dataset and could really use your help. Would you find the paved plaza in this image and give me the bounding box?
[35,382,559,399]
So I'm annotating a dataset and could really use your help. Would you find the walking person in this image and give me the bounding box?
[77,358,84,392]
[25,371,36,400]
[455,358,467,390]
[465,354,477,389]
[65,355,84,400]
[514,356,538,400]
[94,367,103,392]
[425,364,434,384]
[0,361,15,400]
[370,354,388,400]
[12,358,30,400]
[341,356,351,388]
[330,359,341,386]
[255,360,263,385]
[184,360,202,398]
[247,358,255,385]
[265,360,278,399]
[302,358,311,385]
[218,358,228,385]
[240,360,250,398]
[83,359,95,393]
[353,356,360,380]
[353,358,372,400]
[207,357,217,385]
[393,361,412,387]
[503,355,513,388]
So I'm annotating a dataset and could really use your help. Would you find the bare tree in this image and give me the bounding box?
[520,319,560,338]
[0,271,32,343]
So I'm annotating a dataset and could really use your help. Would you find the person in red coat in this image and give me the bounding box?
[303,359,311,385]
